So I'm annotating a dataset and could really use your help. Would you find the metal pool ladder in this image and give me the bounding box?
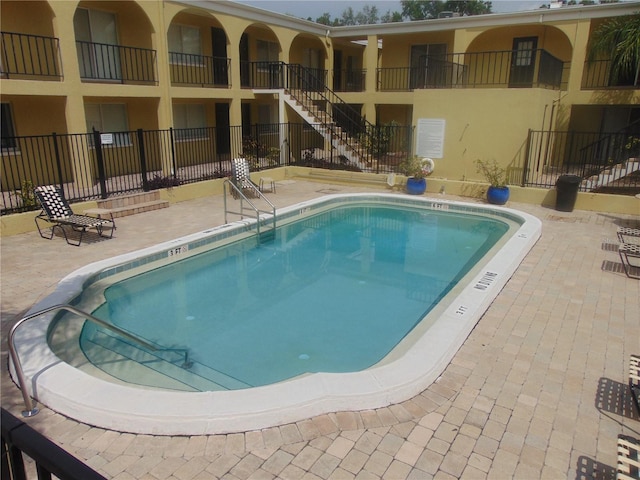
[8,304,191,418]
[223,179,276,240]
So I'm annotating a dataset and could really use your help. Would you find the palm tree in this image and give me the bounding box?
[588,13,640,86]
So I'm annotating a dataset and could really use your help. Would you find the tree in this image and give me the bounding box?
[589,13,640,86]
[314,13,333,25]
[340,7,356,25]
[400,0,491,19]
[381,10,404,23]
[355,5,379,25]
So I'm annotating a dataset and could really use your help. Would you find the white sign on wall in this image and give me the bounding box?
[415,118,445,159]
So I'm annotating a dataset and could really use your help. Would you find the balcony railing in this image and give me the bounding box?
[333,69,366,92]
[76,40,157,84]
[0,31,62,80]
[240,61,327,90]
[377,49,566,91]
[582,58,640,89]
[169,52,230,87]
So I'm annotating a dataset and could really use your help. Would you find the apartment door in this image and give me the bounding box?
[211,27,228,86]
[215,103,231,158]
[303,48,323,91]
[240,33,249,87]
[333,50,343,90]
[509,37,537,87]
[74,8,121,81]
[410,44,446,89]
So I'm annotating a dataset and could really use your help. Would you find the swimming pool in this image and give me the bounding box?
[12,194,541,434]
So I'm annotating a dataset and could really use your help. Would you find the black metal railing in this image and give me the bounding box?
[169,52,230,87]
[522,127,640,193]
[582,58,640,89]
[333,69,366,92]
[76,40,157,84]
[2,408,106,480]
[0,31,62,80]
[240,61,327,90]
[1,122,414,215]
[377,49,567,91]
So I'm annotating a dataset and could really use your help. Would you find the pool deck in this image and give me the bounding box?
[1,179,639,479]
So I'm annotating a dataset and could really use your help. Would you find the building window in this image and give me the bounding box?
[85,103,130,146]
[173,104,207,141]
[168,24,202,65]
[1,103,17,149]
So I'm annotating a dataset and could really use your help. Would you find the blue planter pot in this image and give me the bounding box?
[487,186,510,205]
[406,177,426,195]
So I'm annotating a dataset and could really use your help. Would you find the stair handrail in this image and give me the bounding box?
[223,179,276,236]
[579,118,640,175]
[284,63,379,165]
[9,303,190,417]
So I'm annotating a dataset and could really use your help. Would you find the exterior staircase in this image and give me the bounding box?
[265,63,376,170]
[281,89,369,169]
[582,157,640,190]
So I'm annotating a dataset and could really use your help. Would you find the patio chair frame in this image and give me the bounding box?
[619,243,640,279]
[34,185,116,247]
[617,435,640,480]
[631,354,640,415]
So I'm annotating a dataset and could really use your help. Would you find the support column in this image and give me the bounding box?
[363,34,378,124]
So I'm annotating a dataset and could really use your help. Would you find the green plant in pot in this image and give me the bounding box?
[401,155,434,195]
[475,159,510,205]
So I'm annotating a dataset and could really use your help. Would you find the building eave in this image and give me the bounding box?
[171,0,330,36]
[329,1,640,38]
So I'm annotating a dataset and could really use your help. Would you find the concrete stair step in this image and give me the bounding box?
[93,191,169,218]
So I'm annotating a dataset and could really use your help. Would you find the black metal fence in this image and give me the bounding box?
[1,122,413,215]
[4,121,637,215]
[377,49,567,91]
[522,126,640,193]
[2,408,106,480]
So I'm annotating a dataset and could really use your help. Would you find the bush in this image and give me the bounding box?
[146,174,181,190]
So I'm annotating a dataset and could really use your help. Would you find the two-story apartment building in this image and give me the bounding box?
[1,0,638,211]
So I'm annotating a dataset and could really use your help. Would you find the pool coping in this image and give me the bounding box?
[11,194,541,435]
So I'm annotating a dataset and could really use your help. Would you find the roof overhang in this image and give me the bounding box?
[172,0,639,38]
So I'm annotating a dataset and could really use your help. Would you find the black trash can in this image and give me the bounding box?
[555,174,581,212]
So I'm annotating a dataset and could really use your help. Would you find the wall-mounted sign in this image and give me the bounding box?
[416,118,445,159]
[100,133,114,145]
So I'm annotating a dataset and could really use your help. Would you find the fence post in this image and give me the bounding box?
[169,127,177,177]
[92,128,108,199]
[52,132,65,192]
[137,128,149,191]
[521,129,532,187]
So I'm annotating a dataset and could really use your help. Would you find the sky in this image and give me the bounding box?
[237,0,546,20]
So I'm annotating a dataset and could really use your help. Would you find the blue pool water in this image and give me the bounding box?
[81,203,509,390]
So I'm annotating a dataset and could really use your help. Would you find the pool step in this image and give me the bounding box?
[82,327,251,391]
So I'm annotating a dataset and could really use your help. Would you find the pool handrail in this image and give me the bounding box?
[8,303,190,418]
[223,179,276,237]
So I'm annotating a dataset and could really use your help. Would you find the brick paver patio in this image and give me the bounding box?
[2,180,638,479]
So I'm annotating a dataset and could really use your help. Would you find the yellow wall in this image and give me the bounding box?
[410,88,559,183]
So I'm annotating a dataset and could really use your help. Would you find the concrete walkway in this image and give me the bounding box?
[2,180,639,479]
